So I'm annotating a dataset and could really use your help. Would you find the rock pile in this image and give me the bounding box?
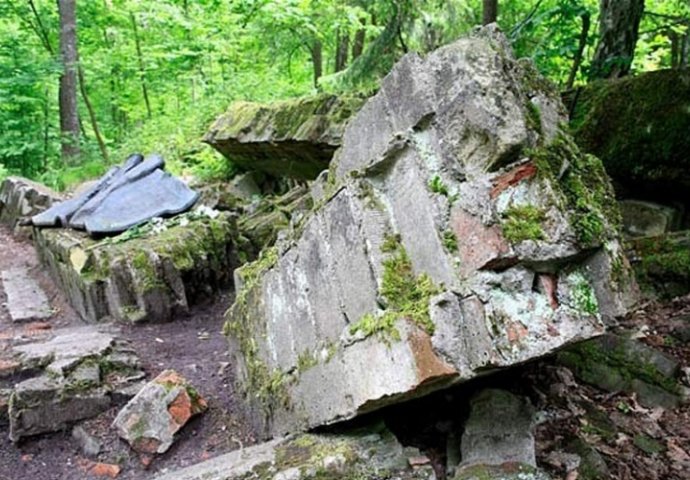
[223,26,638,437]
[0,176,61,232]
[0,325,145,442]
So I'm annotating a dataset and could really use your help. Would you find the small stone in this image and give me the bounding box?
[408,455,431,467]
[113,370,207,455]
[273,467,302,480]
[72,425,102,458]
[77,458,121,478]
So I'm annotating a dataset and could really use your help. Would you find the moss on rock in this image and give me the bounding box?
[205,94,366,179]
[567,69,690,198]
[531,132,620,247]
[349,238,440,341]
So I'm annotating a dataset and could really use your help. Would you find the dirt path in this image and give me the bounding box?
[0,226,256,480]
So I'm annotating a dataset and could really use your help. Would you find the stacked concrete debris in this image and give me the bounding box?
[32,153,199,236]
[0,176,61,232]
[223,26,639,438]
[0,325,145,442]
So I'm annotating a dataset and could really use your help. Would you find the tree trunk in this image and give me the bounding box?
[566,12,591,90]
[78,66,109,163]
[670,31,680,68]
[352,28,366,60]
[311,40,323,89]
[130,12,152,119]
[483,0,498,25]
[590,0,645,80]
[58,0,80,163]
[335,31,349,72]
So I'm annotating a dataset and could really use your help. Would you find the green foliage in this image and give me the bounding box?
[0,163,9,183]
[501,205,546,243]
[1,0,687,186]
[349,238,439,341]
[428,175,450,196]
[442,230,459,252]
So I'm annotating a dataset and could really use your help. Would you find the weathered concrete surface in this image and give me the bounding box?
[152,425,427,480]
[224,26,638,438]
[113,369,207,455]
[454,464,551,480]
[204,94,366,179]
[619,200,681,238]
[0,325,144,441]
[1,268,52,322]
[0,176,61,231]
[34,210,240,323]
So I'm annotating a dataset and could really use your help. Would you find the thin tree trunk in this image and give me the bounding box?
[566,12,591,90]
[311,40,323,89]
[681,28,690,68]
[483,0,498,25]
[335,31,349,72]
[42,87,50,170]
[28,0,54,55]
[590,0,645,80]
[58,0,80,163]
[130,12,152,119]
[352,28,366,60]
[78,66,109,162]
[670,31,680,68]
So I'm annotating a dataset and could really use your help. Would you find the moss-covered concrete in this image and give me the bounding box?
[349,237,440,341]
[34,212,241,323]
[531,132,620,247]
[557,334,681,408]
[629,231,690,299]
[566,69,690,199]
[204,94,366,180]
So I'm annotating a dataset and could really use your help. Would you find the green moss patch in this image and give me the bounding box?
[349,237,439,342]
[631,232,690,299]
[558,335,680,397]
[501,205,546,243]
[531,132,620,246]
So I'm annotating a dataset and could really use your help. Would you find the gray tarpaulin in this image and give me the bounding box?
[31,154,199,236]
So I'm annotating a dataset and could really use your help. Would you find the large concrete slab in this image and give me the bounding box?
[152,425,421,480]
[1,268,52,323]
[224,26,639,438]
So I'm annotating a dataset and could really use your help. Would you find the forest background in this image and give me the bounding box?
[0,0,688,191]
